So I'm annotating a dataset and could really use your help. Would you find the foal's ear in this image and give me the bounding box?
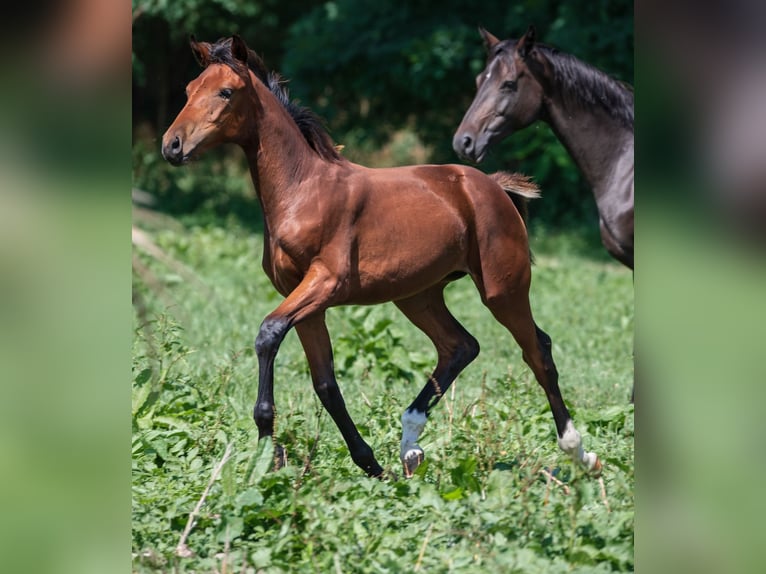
[517,25,537,59]
[478,27,500,52]
[231,34,249,64]
[190,35,212,68]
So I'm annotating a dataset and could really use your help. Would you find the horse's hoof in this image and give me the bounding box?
[402,448,424,478]
[365,464,387,479]
[375,468,399,481]
[588,456,603,477]
[274,444,287,470]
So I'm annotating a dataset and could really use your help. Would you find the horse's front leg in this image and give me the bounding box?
[252,266,338,471]
[252,312,289,470]
[295,315,384,478]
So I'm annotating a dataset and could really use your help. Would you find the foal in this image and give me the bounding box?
[162,35,600,478]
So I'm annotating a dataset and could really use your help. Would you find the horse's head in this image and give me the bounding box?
[162,35,254,166]
[453,26,546,163]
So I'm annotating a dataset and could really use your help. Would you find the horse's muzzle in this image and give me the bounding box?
[452,131,486,164]
[161,133,186,166]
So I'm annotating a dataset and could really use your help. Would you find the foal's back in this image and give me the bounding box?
[309,161,528,305]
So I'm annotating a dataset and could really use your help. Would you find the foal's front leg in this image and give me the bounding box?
[295,315,384,478]
[252,265,383,477]
[252,267,335,470]
[252,312,289,470]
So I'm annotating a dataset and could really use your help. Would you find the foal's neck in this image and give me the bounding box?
[242,77,321,210]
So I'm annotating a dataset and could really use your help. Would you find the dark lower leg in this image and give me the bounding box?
[395,290,479,476]
[484,290,600,473]
[532,325,570,436]
[253,316,289,467]
[314,378,383,477]
[296,318,383,478]
[530,324,600,472]
[400,348,477,477]
[405,337,478,415]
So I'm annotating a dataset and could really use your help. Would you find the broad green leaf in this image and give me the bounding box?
[134,367,152,386]
[246,436,274,485]
[234,486,264,509]
[441,486,463,500]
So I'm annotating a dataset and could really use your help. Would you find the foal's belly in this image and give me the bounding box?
[343,229,469,304]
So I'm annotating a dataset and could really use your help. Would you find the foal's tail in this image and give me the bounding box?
[489,171,540,225]
[490,171,539,263]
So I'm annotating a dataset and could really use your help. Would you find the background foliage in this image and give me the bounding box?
[132,0,633,229]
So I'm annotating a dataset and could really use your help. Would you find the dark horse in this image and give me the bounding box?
[454,26,634,270]
[162,35,600,478]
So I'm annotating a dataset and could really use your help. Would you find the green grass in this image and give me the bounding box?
[132,218,633,572]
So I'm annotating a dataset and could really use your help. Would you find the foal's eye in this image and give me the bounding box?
[219,88,233,100]
[501,80,518,92]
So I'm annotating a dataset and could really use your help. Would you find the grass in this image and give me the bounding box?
[132,215,633,573]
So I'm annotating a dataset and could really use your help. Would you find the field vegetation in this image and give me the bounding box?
[132,197,633,572]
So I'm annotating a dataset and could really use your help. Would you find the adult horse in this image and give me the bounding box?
[453,26,634,270]
[162,35,600,478]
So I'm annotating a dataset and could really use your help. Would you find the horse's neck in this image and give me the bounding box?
[543,91,633,201]
[242,80,320,213]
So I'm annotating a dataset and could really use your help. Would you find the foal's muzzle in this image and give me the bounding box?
[161,133,186,166]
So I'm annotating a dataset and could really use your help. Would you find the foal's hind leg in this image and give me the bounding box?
[480,282,601,474]
[394,286,480,477]
[295,315,384,478]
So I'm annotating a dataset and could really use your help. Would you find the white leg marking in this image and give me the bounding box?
[400,409,427,461]
[558,420,599,471]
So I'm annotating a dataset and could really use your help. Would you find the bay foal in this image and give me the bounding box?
[162,35,600,478]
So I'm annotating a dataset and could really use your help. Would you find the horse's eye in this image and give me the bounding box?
[501,80,518,92]
[219,88,233,100]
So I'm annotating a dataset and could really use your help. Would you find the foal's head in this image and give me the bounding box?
[453,26,547,163]
[162,35,343,167]
[162,36,257,165]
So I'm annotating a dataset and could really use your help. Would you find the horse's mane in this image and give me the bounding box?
[504,40,634,129]
[207,37,344,163]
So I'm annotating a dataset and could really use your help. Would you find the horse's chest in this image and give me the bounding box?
[263,233,314,295]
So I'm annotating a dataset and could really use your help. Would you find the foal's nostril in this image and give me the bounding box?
[462,134,473,152]
[162,133,185,165]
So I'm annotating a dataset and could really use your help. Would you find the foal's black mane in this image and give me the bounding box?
[207,37,344,163]
[501,39,634,129]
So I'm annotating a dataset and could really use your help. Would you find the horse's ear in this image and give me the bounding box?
[190,35,211,68]
[231,35,249,64]
[478,27,500,52]
[517,25,537,59]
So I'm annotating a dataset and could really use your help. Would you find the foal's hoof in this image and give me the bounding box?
[402,448,425,478]
[376,468,399,481]
[581,452,602,477]
[588,456,603,477]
